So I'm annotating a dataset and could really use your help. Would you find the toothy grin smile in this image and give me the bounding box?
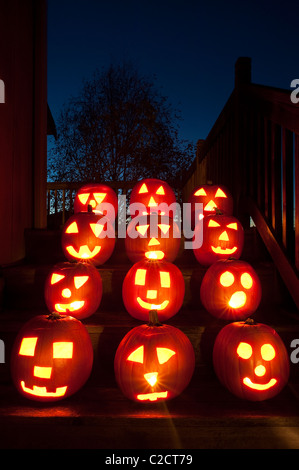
[211,246,237,254]
[21,381,67,397]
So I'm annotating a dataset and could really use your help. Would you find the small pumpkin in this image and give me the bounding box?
[213,319,290,401]
[74,183,118,219]
[114,311,195,402]
[10,313,94,402]
[193,212,244,266]
[200,259,262,321]
[122,258,185,322]
[61,211,115,266]
[44,261,102,320]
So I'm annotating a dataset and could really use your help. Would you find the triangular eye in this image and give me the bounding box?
[215,188,227,198]
[51,273,65,285]
[127,346,144,363]
[74,276,89,289]
[90,223,104,237]
[158,224,170,235]
[194,188,207,196]
[66,221,79,233]
[93,193,106,204]
[139,183,148,194]
[136,224,149,236]
[227,222,238,230]
[156,347,176,364]
[156,186,165,195]
[208,220,220,227]
[78,193,90,204]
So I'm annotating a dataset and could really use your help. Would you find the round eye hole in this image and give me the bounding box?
[241,273,253,289]
[220,271,235,287]
[237,342,252,359]
[261,344,275,361]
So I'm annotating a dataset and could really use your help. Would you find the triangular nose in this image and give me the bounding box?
[148,237,160,246]
[204,199,217,211]
[148,196,157,207]
[219,230,229,241]
[144,372,158,386]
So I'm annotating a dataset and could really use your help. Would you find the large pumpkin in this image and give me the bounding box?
[10,313,93,402]
[74,183,118,219]
[129,178,176,218]
[125,213,181,263]
[200,259,262,321]
[44,261,102,320]
[188,183,233,228]
[114,311,195,402]
[122,258,185,322]
[213,319,290,401]
[193,213,244,266]
[61,211,115,265]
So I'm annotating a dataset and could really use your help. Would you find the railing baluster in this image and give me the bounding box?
[295,134,299,271]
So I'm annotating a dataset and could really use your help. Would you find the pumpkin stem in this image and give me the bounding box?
[148,310,162,327]
[47,312,62,321]
[244,318,255,325]
[215,208,223,216]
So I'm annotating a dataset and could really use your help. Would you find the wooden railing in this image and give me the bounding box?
[182,57,299,309]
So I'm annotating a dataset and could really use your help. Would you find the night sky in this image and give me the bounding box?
[47,0,299,150]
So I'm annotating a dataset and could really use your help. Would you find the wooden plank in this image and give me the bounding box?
[295,135,299,271]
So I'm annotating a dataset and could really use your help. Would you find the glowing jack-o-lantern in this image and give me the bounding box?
[200,259,262,321]
[44,261,103,320]
[130,178,176,218]
[193,213,244,266]
[10,313,93,402]
[61,211,115,266]
[213,319,290,401]
[74,183,118,219]
[122,258,185,322]
[114,311,195,402]
[188,183,233,228]
[125,214,181,263]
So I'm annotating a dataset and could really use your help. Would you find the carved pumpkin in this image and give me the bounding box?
[193,213,244,266]
[200,259,262,321]
[125,213,181,263]
[10,313,93,402]
[129,178,176,218]
[74,183,118,219]
[188,183,233,228]
[61,211,115,266]
[114,311,195,402]
[213,319,290,401]
[122,258,185,322]
[44,261,102,320]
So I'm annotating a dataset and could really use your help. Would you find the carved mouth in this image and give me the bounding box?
[55,301,85,312]
[211,246,237,254]
[228,291,246,309]
[137,297,169,310]
[137,391,168,401]
[66,245,101,259]
[243,377,277,391]
[21,381,67,398]
[145,250,165,260]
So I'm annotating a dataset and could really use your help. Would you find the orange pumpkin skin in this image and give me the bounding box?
[74,183,118,219]
[10,314,93,402]
[44,261,102,320]
[213,320,290,401]
[122,259,185,322]
[61,211,115,266]
[200,259,262,321]
[114,314,195,402]
[125,214,181,264]
[193,213,244,266]
[130,178,176,218]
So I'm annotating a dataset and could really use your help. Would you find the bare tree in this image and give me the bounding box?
[48,61,194,186]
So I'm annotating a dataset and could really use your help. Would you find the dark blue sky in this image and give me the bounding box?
[47,0,299,148]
